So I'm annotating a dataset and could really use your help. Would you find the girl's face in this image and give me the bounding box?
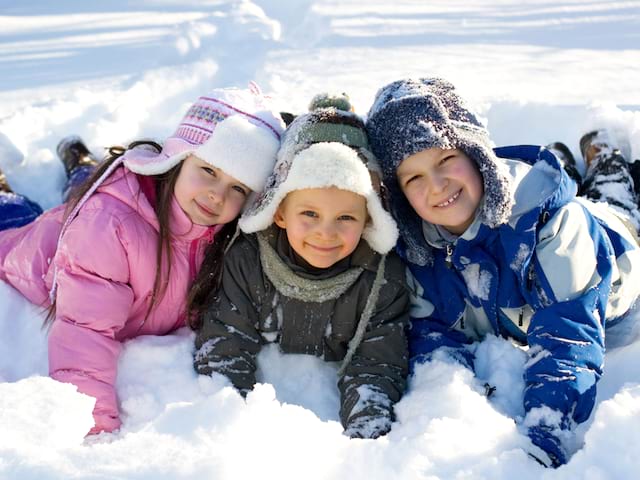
[274,187,368,269]
[174,155,251,226]
[397,147,484,235]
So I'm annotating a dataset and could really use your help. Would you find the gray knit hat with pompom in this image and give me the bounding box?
[365,78,514,266]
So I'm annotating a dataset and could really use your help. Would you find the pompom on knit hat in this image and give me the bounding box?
[365,77,514,266]
[122,83,285,192]
[239,93,399,254]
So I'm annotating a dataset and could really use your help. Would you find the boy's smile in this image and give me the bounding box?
[436,189,461,207]
[397,147,484,235]
[274,187,368,269]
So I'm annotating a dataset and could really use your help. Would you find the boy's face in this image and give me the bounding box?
[274,187,368,269]
[174,155,251,226]
[397,148,483,235]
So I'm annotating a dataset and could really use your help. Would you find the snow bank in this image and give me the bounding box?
[0,377,95,450]
[2,0,640,478]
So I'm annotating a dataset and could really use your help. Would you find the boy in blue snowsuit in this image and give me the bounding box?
[365,78,640,467]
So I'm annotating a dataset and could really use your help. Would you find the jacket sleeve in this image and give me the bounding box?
[193,237,262,394]
[0,205,64,306]
[339,255,410,439]
[406,266,475,372]
[523,203,610,462]
[48,207,134,434]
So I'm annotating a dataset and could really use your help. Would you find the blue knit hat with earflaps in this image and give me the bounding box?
[365,78,514,266]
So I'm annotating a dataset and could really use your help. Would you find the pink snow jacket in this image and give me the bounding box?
[0,167,218,433]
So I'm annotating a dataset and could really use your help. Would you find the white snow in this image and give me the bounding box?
[461,263,493,301]
[2,0,640,478]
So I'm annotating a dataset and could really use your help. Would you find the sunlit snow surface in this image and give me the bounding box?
[1,1,640,478]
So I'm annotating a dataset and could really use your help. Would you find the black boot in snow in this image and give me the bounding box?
[547,142,582,190]
[580,129,640,229]
[56,135,99,178]
[629,159,640,203]
[578,129,622,168]
[0,167,13,194]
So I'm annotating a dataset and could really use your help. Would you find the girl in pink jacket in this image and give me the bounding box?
[0,85,285,434]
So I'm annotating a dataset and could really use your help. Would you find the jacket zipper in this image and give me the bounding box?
[188,239,199,283]
[526,263,534,290]
[445,243,454,269]
[521,263,536,328]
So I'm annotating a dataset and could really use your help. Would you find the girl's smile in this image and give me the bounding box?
[174,155,251,226]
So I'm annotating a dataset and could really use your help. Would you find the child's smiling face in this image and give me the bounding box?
[397,147,484,235]
[274,187,368,269]
[174,155,251,226]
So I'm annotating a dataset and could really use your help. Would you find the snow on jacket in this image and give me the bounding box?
[194,225,410,439]
[407,145,640,435]
[0,166,217,433]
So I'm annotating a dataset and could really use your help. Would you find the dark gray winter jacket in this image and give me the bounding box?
[194,226,409,438]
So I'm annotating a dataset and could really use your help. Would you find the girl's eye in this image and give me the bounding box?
[202,167,216,176]
[232,185,248,196]
[301,210,318,218]
[338,215,357,221]
[439,155,454,166]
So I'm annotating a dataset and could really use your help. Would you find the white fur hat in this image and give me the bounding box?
[239,105,399,254]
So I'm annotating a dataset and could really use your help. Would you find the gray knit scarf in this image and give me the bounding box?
[256,231,387,376]
[257,232,364,302]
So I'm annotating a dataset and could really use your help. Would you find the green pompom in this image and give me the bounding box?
[308,92,352,112]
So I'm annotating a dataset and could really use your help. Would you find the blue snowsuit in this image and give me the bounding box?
[406,145,640,464]
[0,192,43,230]
[365,77,640,467]
[0,164,94,231]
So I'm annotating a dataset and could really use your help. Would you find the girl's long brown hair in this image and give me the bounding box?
[46,139,239,329]
[186,219,238,330]
[45,140,181,325]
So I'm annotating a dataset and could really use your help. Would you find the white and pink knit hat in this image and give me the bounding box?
[48,83,284,303]
[123,83,285,192]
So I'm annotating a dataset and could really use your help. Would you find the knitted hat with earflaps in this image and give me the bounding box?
[365,77,514,266]
[239,93,398,254]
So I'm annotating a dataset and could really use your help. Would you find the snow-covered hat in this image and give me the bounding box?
[123,83,284,192]
[365,78,514,265]
[239,97,399,254]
